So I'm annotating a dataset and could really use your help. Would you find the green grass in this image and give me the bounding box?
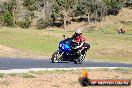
[8,70,73,78]
[0,26,132,63]
[8,73,35,78]
[29,70,69,75]
[0,73,5,77]
[83,26,132,63]
[0,27,62,56]
[18,73,35,78]
[114,68,132,72]
[9,73,17,77]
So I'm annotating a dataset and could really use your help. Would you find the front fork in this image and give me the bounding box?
[58,52,64,60]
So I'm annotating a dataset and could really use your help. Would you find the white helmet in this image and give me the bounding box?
[75,29,82,37]
[75,29,82,34]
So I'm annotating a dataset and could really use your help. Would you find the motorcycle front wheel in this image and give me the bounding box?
[51,51,61,63]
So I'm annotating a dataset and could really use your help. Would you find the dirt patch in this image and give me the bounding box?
[0,44,46,59]
[0,45,20,53]
[0,69,131,88]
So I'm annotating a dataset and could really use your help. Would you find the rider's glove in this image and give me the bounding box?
[72,46,77,49]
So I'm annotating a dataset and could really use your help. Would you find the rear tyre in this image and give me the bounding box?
[51,51,60,63]
[74,54,84,64]
[74,50,87,64]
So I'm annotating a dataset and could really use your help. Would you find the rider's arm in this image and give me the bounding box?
[76,42,84,48]
[76,36,85,49]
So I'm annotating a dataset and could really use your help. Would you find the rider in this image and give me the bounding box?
[71,29,90,55]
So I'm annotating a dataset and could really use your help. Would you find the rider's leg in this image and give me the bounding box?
[81,43,90,55]
[84,43,90,50]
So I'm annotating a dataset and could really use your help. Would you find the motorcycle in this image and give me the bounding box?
[51,35,89,64]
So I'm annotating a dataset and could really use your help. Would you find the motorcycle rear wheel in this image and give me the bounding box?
[74,54,84,64]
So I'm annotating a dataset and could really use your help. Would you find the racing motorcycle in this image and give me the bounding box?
[51,35,89,64]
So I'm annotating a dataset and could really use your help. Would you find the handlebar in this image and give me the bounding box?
[63,35,66,39]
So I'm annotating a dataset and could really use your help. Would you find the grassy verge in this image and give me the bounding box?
[0,73,5,77]
[8,70,76,78]
[0,68,131,79]
[0,69,131,88]
[0,8,132,62]
[9,73,35,78]
[8,68,132,76]
[29,70,71,75]
[0,26,132,63]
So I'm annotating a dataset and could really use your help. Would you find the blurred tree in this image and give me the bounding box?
[52,0,77,30]
[0,0,16,26]
[3,11,14,26]
[125,0,132,7]
[103,0,122,15]
[0,0,125,28]
[74,0,107,23]
[23,0,36,11]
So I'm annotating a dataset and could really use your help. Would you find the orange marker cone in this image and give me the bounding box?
[85,71,88,77]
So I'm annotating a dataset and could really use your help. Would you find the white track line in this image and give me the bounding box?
[0,67,131,73]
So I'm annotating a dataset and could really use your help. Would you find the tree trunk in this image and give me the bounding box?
[43,2,46,19]
[63,16,67,30]
[87,13,90,24]
[12,8,16,26]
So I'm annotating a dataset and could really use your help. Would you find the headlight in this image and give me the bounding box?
[62,46,64,49]
[59,44,62,47]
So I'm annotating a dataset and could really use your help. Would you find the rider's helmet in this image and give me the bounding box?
[75,29,82,38]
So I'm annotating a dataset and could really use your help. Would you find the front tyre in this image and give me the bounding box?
[51,51,60,63]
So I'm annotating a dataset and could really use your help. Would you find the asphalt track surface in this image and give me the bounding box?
[0,57,132,70]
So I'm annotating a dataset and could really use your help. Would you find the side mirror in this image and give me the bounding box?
[63,35,65,39]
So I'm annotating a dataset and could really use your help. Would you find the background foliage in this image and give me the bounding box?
[0,0,131,29]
